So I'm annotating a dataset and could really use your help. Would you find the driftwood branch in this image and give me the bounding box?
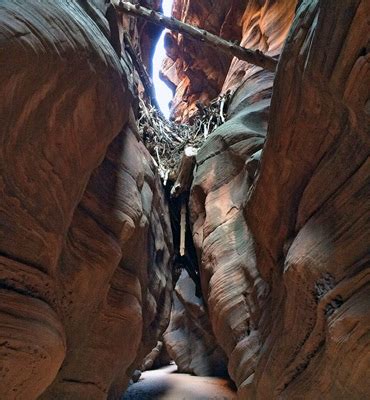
[171,147,198,198]
[116,2,278,72]
[180,202,186,256]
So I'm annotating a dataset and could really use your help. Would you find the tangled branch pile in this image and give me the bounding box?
[138,91,232,185]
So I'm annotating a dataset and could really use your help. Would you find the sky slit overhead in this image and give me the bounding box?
[152,0,174,119]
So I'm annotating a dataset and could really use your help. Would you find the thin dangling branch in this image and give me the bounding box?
[115,1,278,72]
[180,202,186,257]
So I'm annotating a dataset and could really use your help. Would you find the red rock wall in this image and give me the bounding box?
[246,1,370,398]
[161,0,245,122]
[166,0,370,398]
[182,0,295,393]
[0,2,173,399]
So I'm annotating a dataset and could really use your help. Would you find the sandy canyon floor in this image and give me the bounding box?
[122,365,237,400]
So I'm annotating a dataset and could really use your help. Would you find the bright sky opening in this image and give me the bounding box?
[152,0,174,119]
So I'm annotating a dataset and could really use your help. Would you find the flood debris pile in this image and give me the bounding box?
[137,91,232,185]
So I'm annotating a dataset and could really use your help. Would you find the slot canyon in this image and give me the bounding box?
[0,1,369,399]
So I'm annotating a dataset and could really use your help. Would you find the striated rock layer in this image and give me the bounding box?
[245,1,370,398]
[0,1,173,399]
[164,0,370,398]
[188,0,296,393]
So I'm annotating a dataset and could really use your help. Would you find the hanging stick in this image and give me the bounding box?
[180,202,186,256]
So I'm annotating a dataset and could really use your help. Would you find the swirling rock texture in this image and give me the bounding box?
[163,270,228,377]
[167,0,370,399]
[162,0,295,386]
[1,0,369,399]
[245,1,370,398]
[0,1,173,399]
[188,0,296,393]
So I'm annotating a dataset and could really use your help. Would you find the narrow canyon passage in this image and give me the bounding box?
[122,365,236,400]
[0,1,369,400]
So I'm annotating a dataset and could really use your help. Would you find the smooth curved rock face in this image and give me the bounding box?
[220,0,296,96]
[163,270,228,377]
[245,1,370,398]
[189,0,296,393]
[161,0,245,122]
[187,0,369,399]
[0,2,173,399]
[40,116,173,400]
[189,81,271,391]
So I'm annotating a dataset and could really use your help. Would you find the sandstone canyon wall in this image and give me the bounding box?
[245,1,370,398]
[0,0,369,399]
[0,1,173,399]
[164,0,370,399]
[161,0,245,122]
